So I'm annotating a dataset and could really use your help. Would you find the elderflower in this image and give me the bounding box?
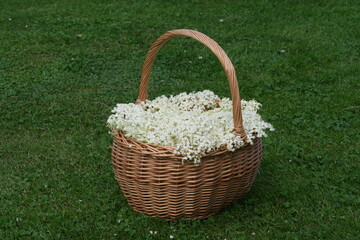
[107,90,274,163]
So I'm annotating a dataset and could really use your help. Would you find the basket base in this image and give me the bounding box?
[126,177,253,220]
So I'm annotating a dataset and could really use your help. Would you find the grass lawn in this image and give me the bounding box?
[1,0,359,239]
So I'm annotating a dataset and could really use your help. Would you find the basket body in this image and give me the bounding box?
[112,131,262,220]
[111,29,265,220]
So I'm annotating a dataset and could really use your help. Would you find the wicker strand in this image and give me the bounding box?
[136,29,247,141]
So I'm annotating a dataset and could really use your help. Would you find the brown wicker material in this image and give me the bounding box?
[111,29,263,220]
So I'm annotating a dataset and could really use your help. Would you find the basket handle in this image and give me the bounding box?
[136,29,247,141]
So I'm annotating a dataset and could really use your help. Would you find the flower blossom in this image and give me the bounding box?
[107,90,274,163]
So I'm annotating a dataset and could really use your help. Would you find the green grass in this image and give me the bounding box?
[1,0,359,239]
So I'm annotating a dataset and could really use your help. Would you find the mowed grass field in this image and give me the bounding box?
[1,0,359,239]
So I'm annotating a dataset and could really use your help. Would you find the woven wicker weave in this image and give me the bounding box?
[111,29,263,220]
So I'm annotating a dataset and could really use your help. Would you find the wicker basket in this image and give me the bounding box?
[111,29,262,220]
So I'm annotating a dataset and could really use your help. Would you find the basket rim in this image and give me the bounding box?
[114,130,257,161]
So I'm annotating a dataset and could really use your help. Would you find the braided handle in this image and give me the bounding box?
[136,29,247,140]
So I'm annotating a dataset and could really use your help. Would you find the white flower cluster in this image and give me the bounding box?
[107,90,274,164]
